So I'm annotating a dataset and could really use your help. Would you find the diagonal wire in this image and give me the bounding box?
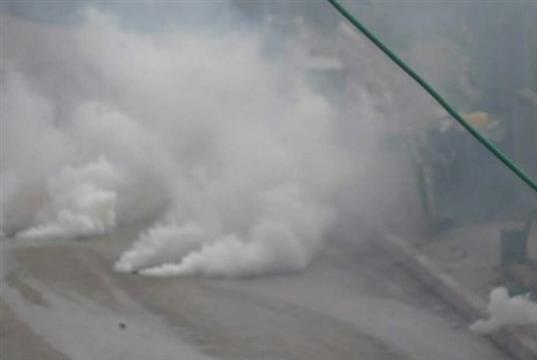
[326,0,537,195]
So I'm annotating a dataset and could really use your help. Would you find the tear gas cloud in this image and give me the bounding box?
[16,156,121,240]
[1,6,356,277]
[4,2,536,278]
[470,287,537,334]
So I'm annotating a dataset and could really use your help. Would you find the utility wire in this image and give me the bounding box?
[326,0,537,195]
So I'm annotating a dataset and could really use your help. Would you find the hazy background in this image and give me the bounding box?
[1,0,536,277]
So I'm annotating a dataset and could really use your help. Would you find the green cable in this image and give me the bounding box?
[326,0,537,195]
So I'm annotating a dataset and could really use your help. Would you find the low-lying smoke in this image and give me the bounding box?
[470,287,537,334]
[17,157,121,240]
[2,8,351,277]
[117,184,334,277]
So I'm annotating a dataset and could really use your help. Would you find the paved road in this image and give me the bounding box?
[0,226,510,360]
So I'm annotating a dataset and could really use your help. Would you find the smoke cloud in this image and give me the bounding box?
[2,7,351,277]
[126,184,334,277]
[470,287,537,334]
[17,157,121,240]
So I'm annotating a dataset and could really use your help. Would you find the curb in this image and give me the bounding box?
[376,231,537,360]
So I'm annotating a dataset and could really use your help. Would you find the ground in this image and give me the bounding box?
[0,225,510,360]
[413,221,537,343]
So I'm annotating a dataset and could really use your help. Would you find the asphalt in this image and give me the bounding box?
[378,226,537,360]
[0,225,512,360]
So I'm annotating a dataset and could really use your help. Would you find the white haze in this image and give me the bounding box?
[17,156,121,240]
[1,9,354,277]
[470,287,537,334]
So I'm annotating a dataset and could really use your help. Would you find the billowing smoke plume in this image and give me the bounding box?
[116,184,335,277]
[2,7,351,277]
[470,287,537,334]
[17,157,121,240]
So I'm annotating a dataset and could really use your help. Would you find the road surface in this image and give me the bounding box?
[0,225,510,360]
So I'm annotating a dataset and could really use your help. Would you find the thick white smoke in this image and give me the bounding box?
[117,184,335,277]
[470,287,537,334]
[2,8,350,277]
[17,157,121,240]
